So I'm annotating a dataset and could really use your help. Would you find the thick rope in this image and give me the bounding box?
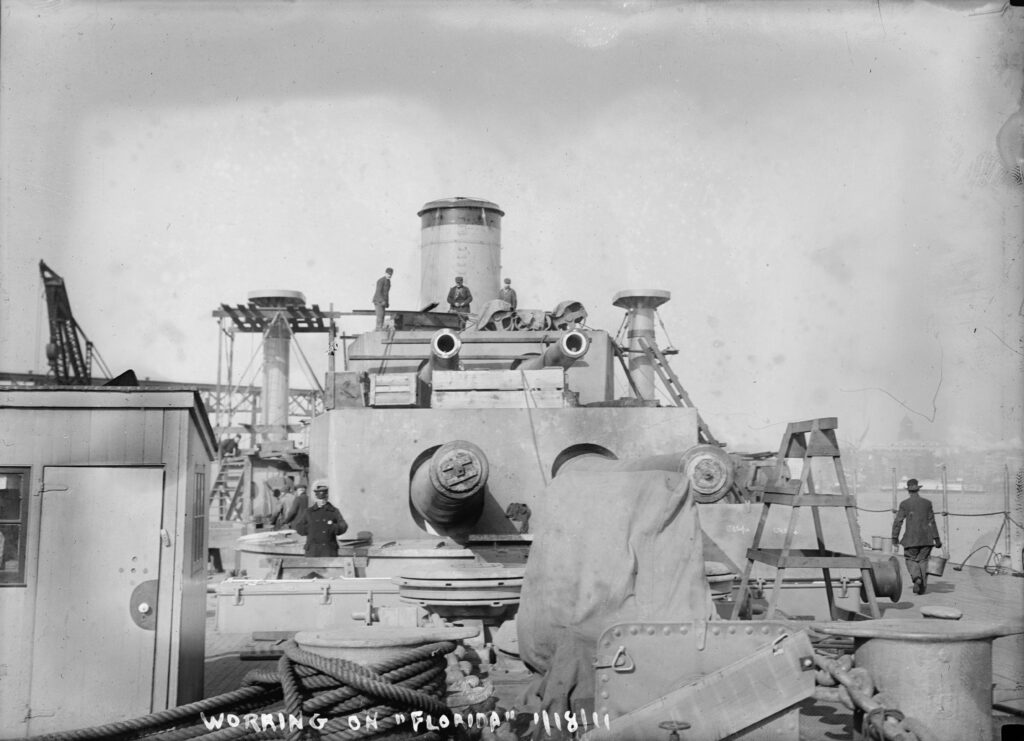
[29,640,456,741]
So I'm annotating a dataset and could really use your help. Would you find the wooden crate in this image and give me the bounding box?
[325,371,365,408]
[369,372,422,407]
[431,369,566,409]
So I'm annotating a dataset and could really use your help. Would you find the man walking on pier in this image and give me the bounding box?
[892,478,942,594]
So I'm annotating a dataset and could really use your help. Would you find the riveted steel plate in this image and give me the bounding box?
[594,620,802,741]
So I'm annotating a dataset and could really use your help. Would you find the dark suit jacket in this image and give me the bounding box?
[373,276,391,307]
[305,501,348,557]
[892,494,940,546]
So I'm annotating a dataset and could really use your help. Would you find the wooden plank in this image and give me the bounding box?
[432,369,563,391]
[369,373,420,407]
[762,483,802,496]
[70,409,92,463]
[762,493,855,507]
[783,417,839,434]
[89,409,137,463]
[0,388,203,411]
[142,408,164,464]
[748,548,868,570]
[431,389,565,409]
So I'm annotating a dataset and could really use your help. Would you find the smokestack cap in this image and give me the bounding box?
[248,289,307,308]
[612,289,671,310]
[418,197,504,217]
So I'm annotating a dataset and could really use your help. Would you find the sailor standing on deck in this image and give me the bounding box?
[372,268,393,330]
[498,277,518,310]
[892,478,942,594]
[304,480,348,557]
[446,276,473,324]
[280,484,309,533]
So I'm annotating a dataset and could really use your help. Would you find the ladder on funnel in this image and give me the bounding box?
[637,336,719,445]
[730,417,881,620]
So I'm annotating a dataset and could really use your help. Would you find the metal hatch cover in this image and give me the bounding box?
[593,620,804,741]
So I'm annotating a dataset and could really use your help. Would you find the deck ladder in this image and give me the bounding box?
[730,417,881,620]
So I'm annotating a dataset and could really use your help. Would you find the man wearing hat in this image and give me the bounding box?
[498,277,518,310]
[892,478,942,594]
[372,268,393,330]
[304,480,348,557]
[279,484,309,534]
[446,276,473,325]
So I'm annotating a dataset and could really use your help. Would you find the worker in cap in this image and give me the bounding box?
[302,480,348,557]
[498,277,518,310]
[372,268,393,330]
[892,478,941,594]
[446,276,473,328]
[279,483,309,534]
[271,485,297,530]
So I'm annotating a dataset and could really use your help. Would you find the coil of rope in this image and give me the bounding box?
[812,651,940,741]
[30,639,456,741]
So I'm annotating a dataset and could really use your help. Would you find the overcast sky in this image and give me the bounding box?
[1,0,1022,452]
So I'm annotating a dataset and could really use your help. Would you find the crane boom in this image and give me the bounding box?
[39,260,107,385]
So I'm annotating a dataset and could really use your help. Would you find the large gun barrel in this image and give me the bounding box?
[419,328,462,385]
[410,440,489,528]
[518,329,590,370]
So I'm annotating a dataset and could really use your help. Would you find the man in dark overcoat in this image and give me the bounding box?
[305,480,348,557]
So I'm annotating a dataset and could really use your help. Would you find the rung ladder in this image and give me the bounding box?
[636,336,719,445]
[730,417,880,620]
[210,456,248,521]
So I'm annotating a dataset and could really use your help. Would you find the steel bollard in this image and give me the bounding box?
[814,619,1023,741]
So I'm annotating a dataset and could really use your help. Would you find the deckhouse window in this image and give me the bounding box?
[0,468,29,586]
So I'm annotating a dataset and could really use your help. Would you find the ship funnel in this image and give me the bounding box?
[248,289,305,441]
[612,289,671,400]
[418,197,504,313]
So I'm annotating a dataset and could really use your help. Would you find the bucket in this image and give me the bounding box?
[927,554,947,577]
[871,535,885,551]
[992,554,1011,574]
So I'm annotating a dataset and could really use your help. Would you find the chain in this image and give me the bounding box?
[812,652,941,741]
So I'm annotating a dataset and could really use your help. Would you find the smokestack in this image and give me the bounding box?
[248,289,305,441]
[612,289,671,400]
[418,197,504,313]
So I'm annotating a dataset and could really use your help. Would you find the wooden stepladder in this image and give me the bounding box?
[730,418,881,620]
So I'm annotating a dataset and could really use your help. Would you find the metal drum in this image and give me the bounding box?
[815,619,1023,741]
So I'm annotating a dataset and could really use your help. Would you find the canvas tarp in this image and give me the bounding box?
[516,468,715,717]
